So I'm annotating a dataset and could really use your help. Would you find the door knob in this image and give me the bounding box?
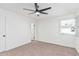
[3,35,6,37]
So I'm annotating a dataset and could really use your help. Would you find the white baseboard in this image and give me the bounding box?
[36,39,74,48]
[5,40,31,52]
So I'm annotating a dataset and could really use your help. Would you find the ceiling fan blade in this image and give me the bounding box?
[34,3,39,10]
[23,8,34,11]
[40,11,48,14]
[39,7,51,12]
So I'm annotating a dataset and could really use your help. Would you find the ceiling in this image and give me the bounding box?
[0,3,79,19]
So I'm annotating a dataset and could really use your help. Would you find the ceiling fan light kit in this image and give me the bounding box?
[23,3,52,16]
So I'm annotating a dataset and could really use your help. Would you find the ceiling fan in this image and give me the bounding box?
[23,3,52,16]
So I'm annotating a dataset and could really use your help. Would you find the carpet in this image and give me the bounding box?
[0,40,78,56]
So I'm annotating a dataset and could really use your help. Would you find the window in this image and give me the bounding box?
[60,19,76,35]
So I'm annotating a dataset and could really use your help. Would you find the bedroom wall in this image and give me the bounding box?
[35,14,76,48]
[0,8,35,50]
[0,7,78,51]
[75,16,79,53]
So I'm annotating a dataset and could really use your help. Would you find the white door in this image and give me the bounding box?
[0,16,6,52]
[31,23,35,40]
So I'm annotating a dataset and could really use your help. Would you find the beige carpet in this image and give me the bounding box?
[0,40,78,56]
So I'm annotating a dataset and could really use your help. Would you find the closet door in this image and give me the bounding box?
[0,16,6,52]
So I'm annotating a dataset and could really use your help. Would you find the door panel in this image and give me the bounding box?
[31,23,35,40]
[0,16,6,52]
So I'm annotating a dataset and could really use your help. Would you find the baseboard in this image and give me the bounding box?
[5,40,31,52]
[36,39,75,48]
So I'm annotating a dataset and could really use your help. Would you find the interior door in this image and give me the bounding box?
[0,15,6,52]
[31,23,35,40]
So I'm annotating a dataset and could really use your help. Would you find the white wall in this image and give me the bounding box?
[0,8,34,50]
[0,7,78,51]
[75,37,79,53]
[36,15,76,48]
[75,16,79,53]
